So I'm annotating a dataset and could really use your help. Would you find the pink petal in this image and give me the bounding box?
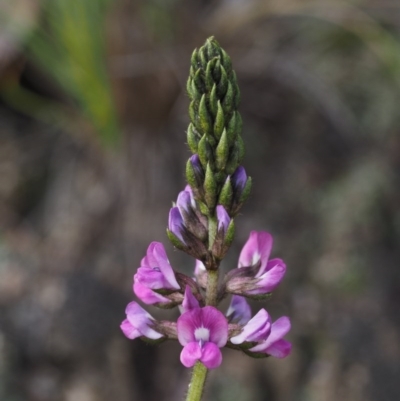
[168,207,186,244]
[177,190,192,213]
[180,342,202,368]
[257,257,285,277]
[238,231,273,272]
[251,261,286,294]
[264,339,292,358]
[177,307,228,348]
[135,267,169,289]
[151,242,180,289]
[267,316,291,344]
[125,301,163,340]
[181,286,200,313]
[144,242,157,264]
[120,319,141,339]
[133,281,170,304]
[200,307,228,347]
[194,260,206,275]
[140,255,150,266]
[216,205,230,233]
[177,309,200,345]
[200,342,223,369]
[230,309,271,344]
[250,316,291,352]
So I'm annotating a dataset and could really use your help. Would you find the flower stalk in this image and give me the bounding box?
[120,37,292,401]
[186,362,208,401]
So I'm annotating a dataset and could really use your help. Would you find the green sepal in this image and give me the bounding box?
[191,79,201,102]
[218,176,233,207]
[224,219,235,248]
[220,48,232,75]
[237,135,245,164]
[199,94,212,135]
[214,171,226,185]
[189,100,197,126]
[205,36,219,59]
[216,129,229,170]
[205,58,216,92]
[222,81,234,115]
[217,65,228,98]
[193,68,204,94]
[239,176,252,204]
[185,158,199,189]
[198,200,210,216]
[166,229,186,250]
[214,101,225,139]
[212,59,221,82]
[225,144,240,175]
[191,48,199,69]
[199,46,207,67]
[226,111,238,144]
[243,292,272,301]
[197,135,209,169]
[204,163,217,210]
[187,123,199,153]
[209,84,218,117]
[141,337,167,345]
[186,76,192,97]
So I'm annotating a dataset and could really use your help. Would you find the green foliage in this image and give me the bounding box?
[27,0,120,147]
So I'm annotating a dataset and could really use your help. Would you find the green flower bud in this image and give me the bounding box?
[184,37,248,214]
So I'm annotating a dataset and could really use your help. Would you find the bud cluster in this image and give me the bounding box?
[168,38,252,272]
[185,37,252,218]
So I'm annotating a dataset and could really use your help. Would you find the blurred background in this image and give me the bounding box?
[0,0,399,400]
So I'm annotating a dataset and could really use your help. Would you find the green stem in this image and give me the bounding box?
[206,270,219,306]
[185,215,219,401]
[206,215,219,307]
[208,215,217,249]
[185,362,208,401]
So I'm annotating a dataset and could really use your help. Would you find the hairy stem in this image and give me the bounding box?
[208,215,217,249]
[206,270,219,306]
[206,215,219,306]
[185,362,208,401]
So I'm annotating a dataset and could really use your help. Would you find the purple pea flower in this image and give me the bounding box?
[133,282,171,304]
[230,308,271,344]
[168,207,186,245]
[226,295,252,325]
[249,316,291,358]
[226,231,286,296]
[231,166,247,194]
[216,205,230,234]
[120,301,163,340]
[211,205,233,260]
[176,190,192,214]
[189,154,203,178]
[134,242,180,305]
[177,306,228,369]
[175,188,208,242]
[231,310,291,358]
